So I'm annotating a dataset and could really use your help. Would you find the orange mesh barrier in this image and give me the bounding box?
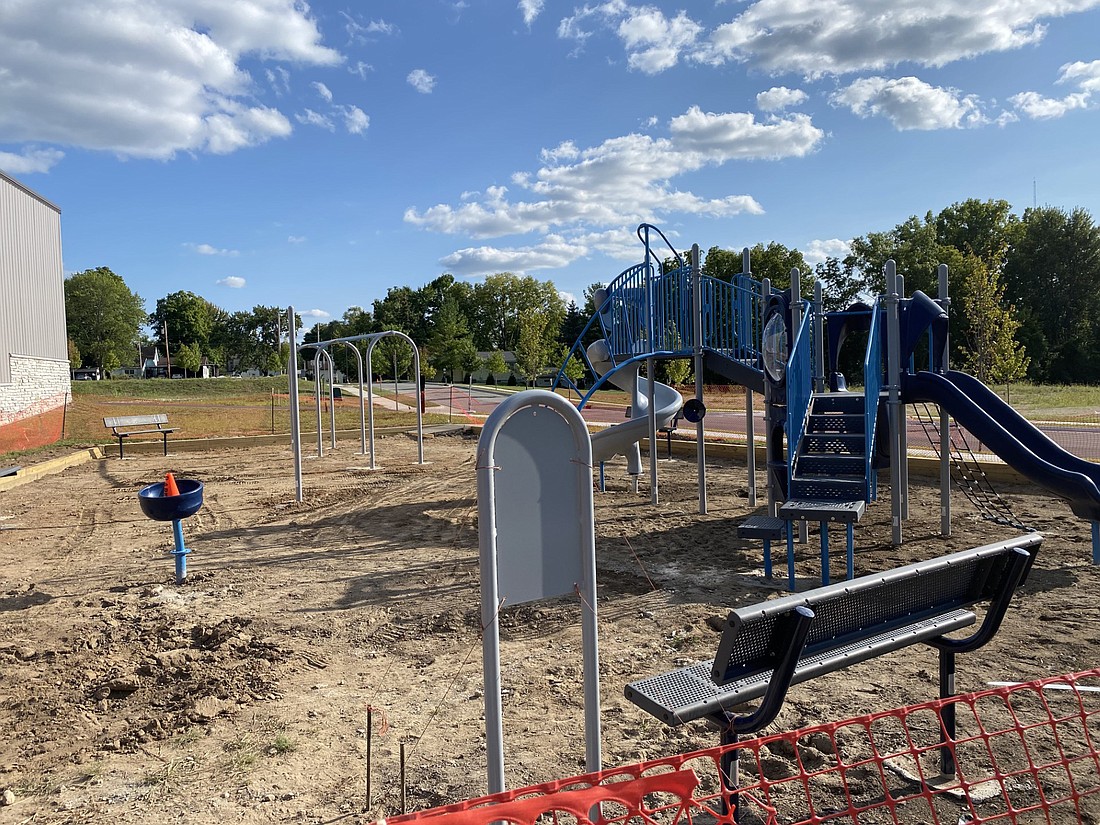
[385,668,1100,825]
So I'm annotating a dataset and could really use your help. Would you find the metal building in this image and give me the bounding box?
[0,170,70,452]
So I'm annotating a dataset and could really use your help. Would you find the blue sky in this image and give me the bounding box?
[2,1,1099,328]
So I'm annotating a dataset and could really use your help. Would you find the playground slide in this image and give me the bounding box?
[587,340,683,471]
[903,370,1100,520]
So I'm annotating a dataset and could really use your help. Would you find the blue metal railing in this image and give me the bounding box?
[552,223,766,402]
[863,299,884,501]
[786,301,815,481]
[698,274,764,364]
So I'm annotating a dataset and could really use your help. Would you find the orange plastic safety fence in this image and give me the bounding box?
[385,668,1100,825]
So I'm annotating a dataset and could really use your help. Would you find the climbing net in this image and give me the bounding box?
[913,403,1030,531]
[387,668,1100,825]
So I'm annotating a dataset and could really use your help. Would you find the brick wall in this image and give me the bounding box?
[0,354,72,451]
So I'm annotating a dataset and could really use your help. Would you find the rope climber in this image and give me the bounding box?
[913,402,1031,531]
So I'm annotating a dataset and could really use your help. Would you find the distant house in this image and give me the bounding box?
[0,170,70,452]
[469,351,517,384]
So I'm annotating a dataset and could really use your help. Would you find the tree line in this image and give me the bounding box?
[63,200,1100,386]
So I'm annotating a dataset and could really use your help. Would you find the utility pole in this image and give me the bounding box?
[163,322,172,378]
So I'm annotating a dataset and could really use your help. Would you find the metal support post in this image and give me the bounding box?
[885,261,903,545]
[287,307,303,503]
[691,244,707,514]
[746,390,756,506]
[897,275,908,520]
[937,264,951,537]
[813,281,826,393]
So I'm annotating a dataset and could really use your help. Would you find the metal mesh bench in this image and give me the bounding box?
[779,498,866,587]
[625,533,1041,785]
[103,414,179,458]
[736,515,787,579]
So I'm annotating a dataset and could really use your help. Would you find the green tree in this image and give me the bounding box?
[1003,206,1100,382]
[746,241,811,294]
[67,338,81,369]
[934,199,1019,266]
[661,321,692,385]
[484,349,508,387]
[64,267,146,372]
[426,297,477,382]
[514,310,553,385]
[469,273,565,352]
[958,252,1029,386]
[175,342,203,377]
[701,246,744,282]
[149,291,216,353]
[556,344,586,388]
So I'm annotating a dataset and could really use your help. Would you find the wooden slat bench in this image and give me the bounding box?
[103,414,179,458]
[625,533,1042,788]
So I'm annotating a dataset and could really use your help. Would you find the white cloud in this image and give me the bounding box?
[301,308,330,318]
[0,1,341,160]
[756,86,808,112]
[407,69,436,94]
[339,105,370,134]
[288,235,306,243]
[0,146,64,175]
[1011,59,1100,119]
[803,238,851,266]
[697,1,1100,77]
[342,13,397,44]
[312,81,333,102]
[831,76,987,129]
[296,108,335,131]
[266,66,291,96]
[441,235,582,276]
[217,276,246,288]
[558,3,703,74]
[349,61,373,79]
[187,242,239,256]
[408,105,824,276]
[558,290,577,306]
[519,0,544,27]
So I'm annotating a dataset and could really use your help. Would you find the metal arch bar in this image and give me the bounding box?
[339,341,367,455]
[364,330,425,468]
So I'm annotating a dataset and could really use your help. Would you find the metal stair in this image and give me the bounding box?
[789,392,869,501]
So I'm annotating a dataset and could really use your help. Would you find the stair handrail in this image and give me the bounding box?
[863,297,885,501]
[786,300,816,483]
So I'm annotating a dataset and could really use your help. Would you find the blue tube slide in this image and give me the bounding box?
[902,370,1100,521]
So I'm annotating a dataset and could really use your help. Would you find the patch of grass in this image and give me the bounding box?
[266,734,297,756]
[141,755,200,794]
[221,737,260,776]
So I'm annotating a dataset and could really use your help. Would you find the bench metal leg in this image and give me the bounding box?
[846,522,855,580]
[819,522,829,586]
[118,437,124,459]
[1093,521,1099,565]
[762,538,772,579]
[786,527,796,590]
[719,722,740,820]
[162,433,169,456]
[939,649,957,776]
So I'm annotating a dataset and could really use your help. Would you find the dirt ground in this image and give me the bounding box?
[1,430,1098,824]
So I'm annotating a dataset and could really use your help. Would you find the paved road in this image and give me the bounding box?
[347,381,1100,462]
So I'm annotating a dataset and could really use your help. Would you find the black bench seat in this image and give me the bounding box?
[103,414,179,458]
[626,533,1041,737]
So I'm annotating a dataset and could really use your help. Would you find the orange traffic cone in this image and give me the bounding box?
[164,472,180,497]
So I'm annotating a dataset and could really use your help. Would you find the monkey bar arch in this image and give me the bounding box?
[287,312,425,502]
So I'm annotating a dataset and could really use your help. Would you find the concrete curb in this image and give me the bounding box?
[0,447,105,493]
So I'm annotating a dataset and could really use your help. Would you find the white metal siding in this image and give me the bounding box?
[0,171,66,385]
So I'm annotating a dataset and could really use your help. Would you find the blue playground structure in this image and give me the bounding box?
[552,224,1100,588]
